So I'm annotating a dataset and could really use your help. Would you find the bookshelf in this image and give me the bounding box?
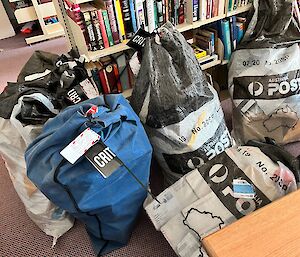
[10,0,64,44]
[54,0,252,66]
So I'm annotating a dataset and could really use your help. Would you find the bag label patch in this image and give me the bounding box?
[85,142,122,178]
[232,179,255,199]
[60,128,100,164]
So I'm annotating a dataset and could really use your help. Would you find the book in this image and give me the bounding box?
[143,0,149,31]
[121,0,135,39]
[220,19,232,60]
[218,0,225,15]
[113,0,126,41]
[83,11,98,51]
[146,0,156,32]
[197,29,215,53]
[97,10,109,48]
[104,0,120,44]
[129,0,138,32]
[190,44,207,59]
[153,0,159,27]
[165,0,169,21]
[101,10,114,46]
[236,21,244,43]
[178,0,185,24]
[199,0,207,20]
[194,34,212,55]
[90,10,105,50]
[212,0,219,17]
[114,53,131,90]
[135,0,146,30]
[98,68,111,94]
[206,0,212,19]
[89,63,103,94]
[193,0,198,21]
[229,16,237,50]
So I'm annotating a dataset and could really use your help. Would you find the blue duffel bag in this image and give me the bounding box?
[25,94,153,255]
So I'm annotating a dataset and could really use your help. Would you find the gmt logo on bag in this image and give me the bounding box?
[233,70,300,99]
[85,142,122,178]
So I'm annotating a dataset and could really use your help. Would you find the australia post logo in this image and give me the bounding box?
[233,71,300,100]
[248,78,300,97]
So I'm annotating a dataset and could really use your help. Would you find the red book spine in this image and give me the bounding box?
[113,63,122,93]
[212,0,219,17]
[98,69,111,94]
[105,0,120,44]
[206,0,211,19]
[97,10,109,48]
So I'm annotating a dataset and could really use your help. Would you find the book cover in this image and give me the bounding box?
[198,0,206,20]
[135,0,146,30]
[146,0,156,32]
[104,0,120,44]
[236,21,244,43]
[206,0,212,19]
[102,10,114,46]
[178,0,185,24]
[98,68,111,94]
[129,0,138,32]
[91,67,103,94]
[229,16,237,50]
[197,29,215,53]
[228,0,233,11]
[113,63,123,93]
[165,0,169,21]
[212,0,219,17]
[104,63,121,93]
[113,0,126,41]
[74,5,91,51]
[221,19,232,60]
[90,10,105,50]
[143,0,149,31]
[114,53,130,90]
[121,0,134,39]
[97,10,109,48]
[153,0,159,27]
[194,34,212,55]
[193,0,198,21]
[218,0,225,15]
[83,11,99,51]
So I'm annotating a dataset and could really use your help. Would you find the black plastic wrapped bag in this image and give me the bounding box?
[131,22,233,186]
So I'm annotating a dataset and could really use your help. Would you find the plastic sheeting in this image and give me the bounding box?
[0,94,74,245]
[131,22,233,186]
[145,141,300,257]
[229,0,300,145]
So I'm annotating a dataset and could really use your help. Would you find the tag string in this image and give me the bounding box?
[121,161,161,204]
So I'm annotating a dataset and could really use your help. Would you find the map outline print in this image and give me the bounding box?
[263,105,299,132]
[182,208,225,257]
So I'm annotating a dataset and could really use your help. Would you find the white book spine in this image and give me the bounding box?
[135,0,146,29]
[146,0,156,32]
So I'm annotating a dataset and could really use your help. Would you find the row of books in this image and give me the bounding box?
[66,0,187,52]
[190,15,247,62]
[85,54,133,94]
[218,16,247,60]
[192,0,225,21]
[227,0,252,12]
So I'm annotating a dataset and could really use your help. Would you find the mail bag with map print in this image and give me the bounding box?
[229,0,300,144]
[145,140,300,257]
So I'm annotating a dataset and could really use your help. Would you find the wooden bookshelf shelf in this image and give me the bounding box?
[25,23,64,44]
[86,41,130,61]
[122,88,133,99]
[193,14,226,29]
[176,23,194,33]
[227,4,252,17]
[39,2,58,17]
